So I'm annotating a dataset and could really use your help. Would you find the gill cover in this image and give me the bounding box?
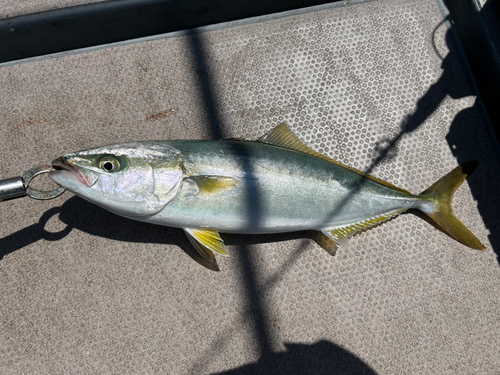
[52,143,185,216]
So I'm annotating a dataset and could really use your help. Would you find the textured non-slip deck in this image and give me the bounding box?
[1,0,500,374]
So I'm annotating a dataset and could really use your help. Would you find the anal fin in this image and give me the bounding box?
[321,210,405,244]
[184,228,229,262]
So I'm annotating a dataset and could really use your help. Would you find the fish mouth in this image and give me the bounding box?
[51,157,94,187]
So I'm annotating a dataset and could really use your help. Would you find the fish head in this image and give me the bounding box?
[49,142,185,216]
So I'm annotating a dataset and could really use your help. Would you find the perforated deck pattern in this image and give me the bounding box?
[1,0,500,374]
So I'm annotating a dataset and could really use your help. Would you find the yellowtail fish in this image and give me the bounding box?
[49,124,485,262]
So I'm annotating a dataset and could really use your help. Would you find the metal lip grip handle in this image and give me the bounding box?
[0,166,65,202]
[0,177,26,201]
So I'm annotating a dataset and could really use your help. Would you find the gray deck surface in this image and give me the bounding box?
[1,0,500,374]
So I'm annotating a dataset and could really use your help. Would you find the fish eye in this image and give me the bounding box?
[99,157,120,172]
[102,161,115,172]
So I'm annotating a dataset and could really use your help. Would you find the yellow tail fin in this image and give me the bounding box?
[418,161,485,250]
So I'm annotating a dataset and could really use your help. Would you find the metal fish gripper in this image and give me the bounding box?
[0,166,66,202]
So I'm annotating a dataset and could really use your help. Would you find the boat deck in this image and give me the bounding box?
[1,0,500,373]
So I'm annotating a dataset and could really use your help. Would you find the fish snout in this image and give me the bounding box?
[51,156,99,187]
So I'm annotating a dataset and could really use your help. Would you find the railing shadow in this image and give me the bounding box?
[440,21,499,263]
[187,28,276,358]
[211,340,377,375]
[446,101,500,263]
[313,24,497,262]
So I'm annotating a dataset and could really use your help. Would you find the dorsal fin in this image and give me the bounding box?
[258,123,411,194]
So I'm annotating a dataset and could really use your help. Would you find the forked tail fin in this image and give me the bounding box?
[418,161,485,250]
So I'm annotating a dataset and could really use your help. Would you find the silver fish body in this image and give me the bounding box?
[144,140,423,232]
[49,124,485,261]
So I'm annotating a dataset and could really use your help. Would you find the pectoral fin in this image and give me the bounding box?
[188,176,240,195]
[184,228,229,261]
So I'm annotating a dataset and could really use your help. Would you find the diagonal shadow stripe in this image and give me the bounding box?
[187,29,275,359]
